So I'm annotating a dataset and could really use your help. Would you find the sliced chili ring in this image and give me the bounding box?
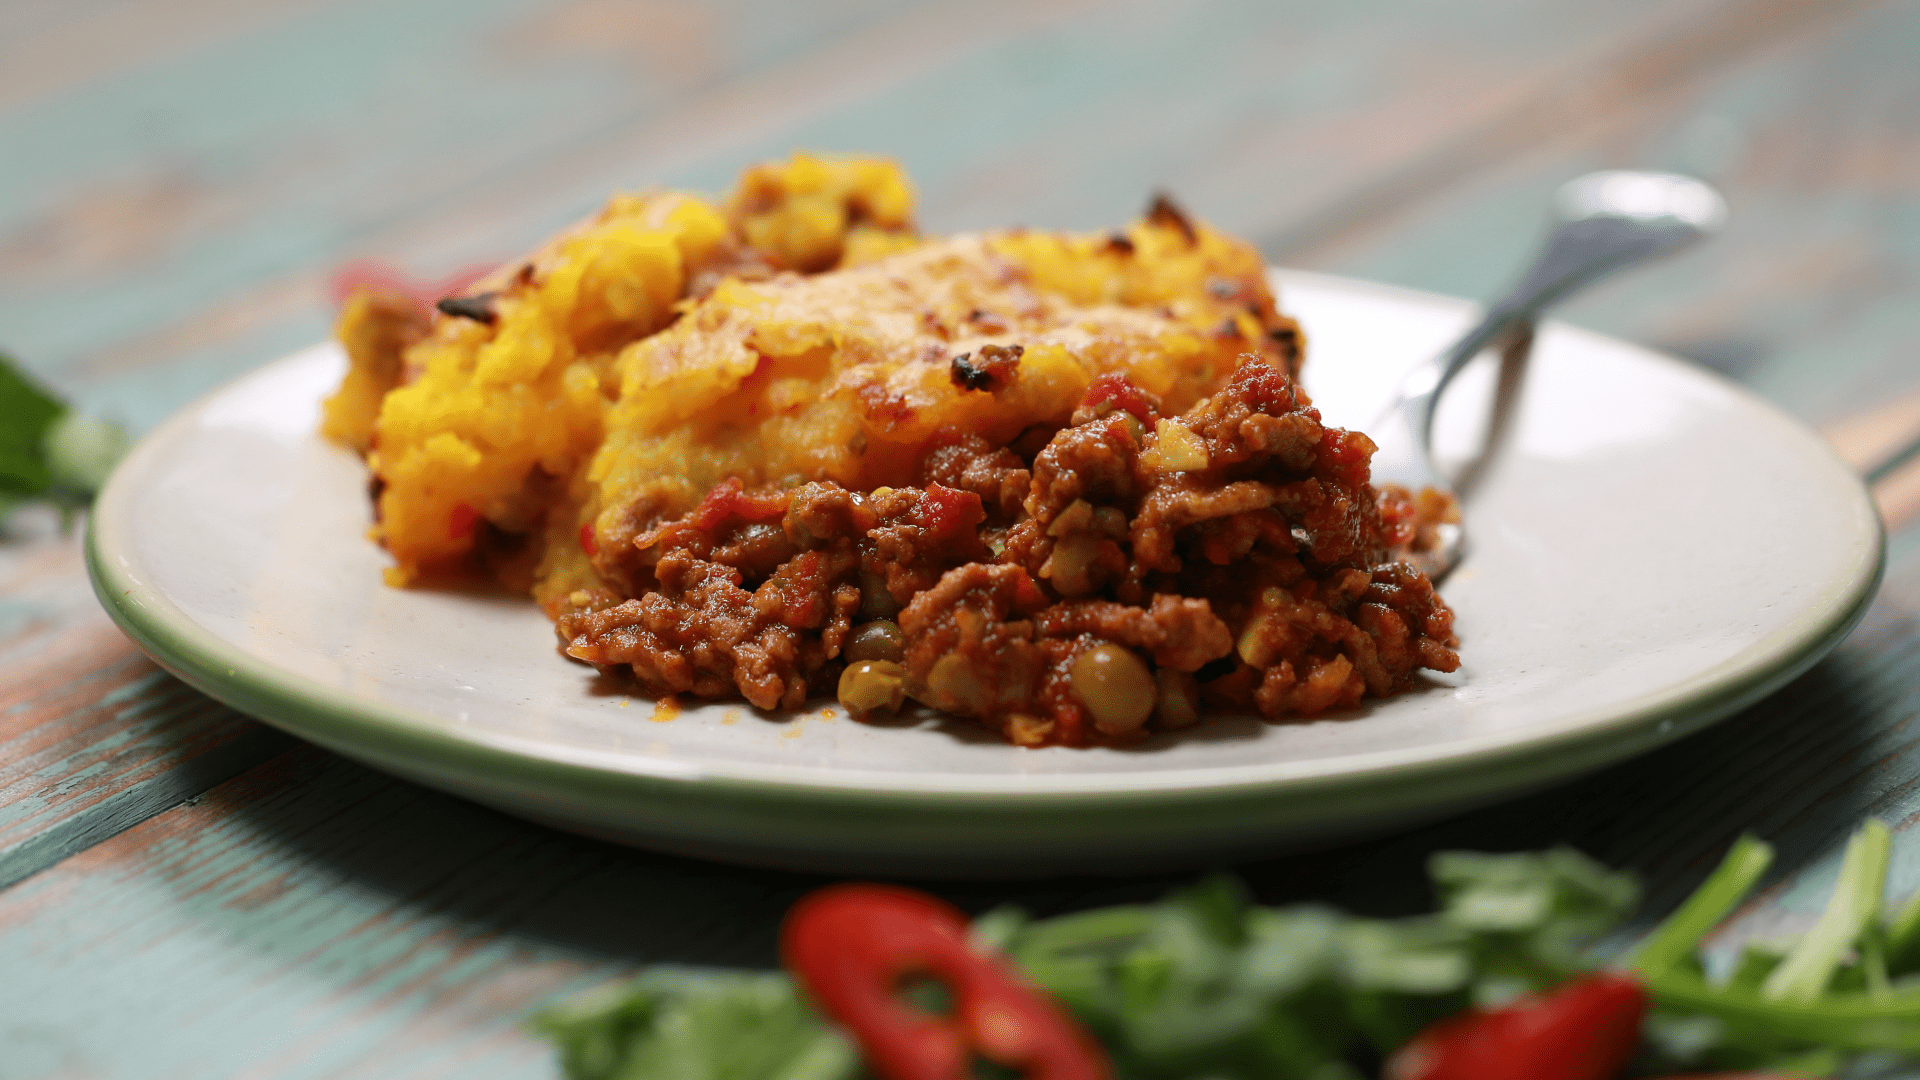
[781,883,1108,1080]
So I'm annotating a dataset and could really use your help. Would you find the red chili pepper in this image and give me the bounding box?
[781,884,1109,1080]
[578,522,599,558]
[1384,971,1647,1080]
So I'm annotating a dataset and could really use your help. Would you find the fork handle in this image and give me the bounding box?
[1410,216,1706,442]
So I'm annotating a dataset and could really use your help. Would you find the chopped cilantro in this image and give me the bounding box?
[529,969,860,1080]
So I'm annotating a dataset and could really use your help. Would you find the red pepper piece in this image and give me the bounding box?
[447,502,480,541]
[1384,971,1647,1080]
[578,522,599,558]
[912,483,986,540]
[1080,373,1160,425]
[1375,484,1419,551]
[1219,354,1299,416]
[688,477,790,531]
[782,884,1109,1080]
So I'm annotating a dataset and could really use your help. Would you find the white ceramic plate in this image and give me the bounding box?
[88,270,1883,876]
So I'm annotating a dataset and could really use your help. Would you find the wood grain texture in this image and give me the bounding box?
[1825,386,1920,532]
[0,0,340,114]
[1313,0,1920,427]
[2,0,1919,1073]
[1825,388,1920,477]
[1876,454,1920,534]
[1258,0,1884,262]
[0,516,293,890]
[0,0,1823,427]
[0,746,795,1080]
[0,0,1901,439]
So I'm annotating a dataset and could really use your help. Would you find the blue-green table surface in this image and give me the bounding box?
[3,1,1920,1076]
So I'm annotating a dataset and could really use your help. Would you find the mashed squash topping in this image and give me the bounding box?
[325,154,1455,746]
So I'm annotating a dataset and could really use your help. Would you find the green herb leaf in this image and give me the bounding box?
[1633,833,1774,980]
[530,969,861,1080]
[1762,820,1890,1004]
[1881,857,1920,978]
[43,411,132,503]
[0,350,131,522]
[1644,968,1920,1054]
[0,351,66,498]
[1432,846,1640,996]
[1634,822,1920,1073]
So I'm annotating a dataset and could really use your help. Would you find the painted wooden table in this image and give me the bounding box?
[4,1,1920,1076]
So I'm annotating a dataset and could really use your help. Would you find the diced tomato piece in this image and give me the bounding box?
[447,503,480,541]
[783,884,1109,1080]
[760,550,830,625]
[1009,566,1052,614]
[913,484,986,539]
[1223,355,1297,416]
[1314,426,1375,485]
[1080,373,1160,424]
[1384,972,1647,1080]
[1376,486,1418,550]
[689,477,791,531]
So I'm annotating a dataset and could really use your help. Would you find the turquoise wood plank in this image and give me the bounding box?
[0,0,342,115]
[0,520,293,891]
[0,0,951,408]
[23,0,1886,440]
[3,0,1773,428]
[1305,0,1920,427]
[0,747,790,1080]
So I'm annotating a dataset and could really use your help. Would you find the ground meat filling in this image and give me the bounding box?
[560,354,1459,746]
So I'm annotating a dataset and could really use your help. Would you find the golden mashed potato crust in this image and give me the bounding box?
[323,154,1463,747]
[327,154,1299,615]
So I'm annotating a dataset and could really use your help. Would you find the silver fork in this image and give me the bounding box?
[1367,170,1730,580]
